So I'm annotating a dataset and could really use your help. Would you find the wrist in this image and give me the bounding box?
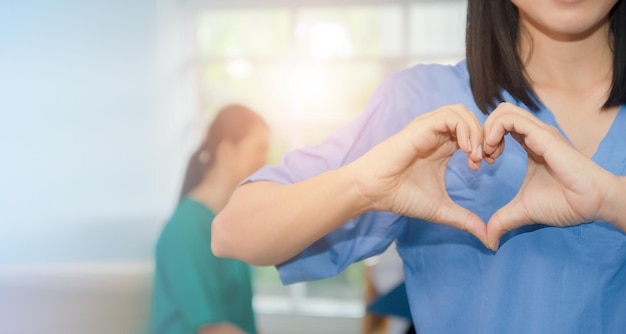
[341,161,381,214]
[599,174,626,232]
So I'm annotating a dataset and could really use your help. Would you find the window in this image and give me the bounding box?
[181,0,467,318]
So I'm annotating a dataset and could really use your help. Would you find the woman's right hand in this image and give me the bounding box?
[348,104,488,246]
[213,104,488,266]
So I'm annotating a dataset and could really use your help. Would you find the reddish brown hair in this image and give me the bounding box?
[178,104,268,200]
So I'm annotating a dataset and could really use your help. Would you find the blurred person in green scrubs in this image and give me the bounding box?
[150,104,270,334]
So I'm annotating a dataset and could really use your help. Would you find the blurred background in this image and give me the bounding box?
[0,0,466,333]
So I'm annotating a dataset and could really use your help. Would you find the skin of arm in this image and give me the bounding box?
[212,168,374,266]
[212,105,487,265]
[198,323,246,334]
[600,177,626,231]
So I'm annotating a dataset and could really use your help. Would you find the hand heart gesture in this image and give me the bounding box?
[352,102,624,251]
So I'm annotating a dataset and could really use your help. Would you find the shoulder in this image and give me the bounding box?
[374,60,476,118]
[156,199,214,249]
[169,198,215,225]
[385,60,470,96]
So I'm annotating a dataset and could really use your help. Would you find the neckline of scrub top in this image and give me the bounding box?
[532,103,626,164]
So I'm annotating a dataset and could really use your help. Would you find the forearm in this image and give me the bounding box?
[212,164,373,266]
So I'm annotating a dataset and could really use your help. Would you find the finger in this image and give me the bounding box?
[448,119,481,171]
[483,103,535,152]
[430,105,480,150]
[482,103,508,151]
[407,109,468,154]
[483,136,505,163]
[454,104,484,161]
[446,115,473,153]
[435,200,489,249]
[465,116,484,169]
[486,197,530,251]
[444,105,484,168]
[484,103,553,157]
[484,103,579,180]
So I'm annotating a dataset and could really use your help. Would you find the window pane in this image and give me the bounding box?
[295,6,403,59]
[253,265,290,297]
[409,2,467,57]
[306,262,365,300]
[282,61,383,122]
[200,60,384,151]
[197,9,291,57]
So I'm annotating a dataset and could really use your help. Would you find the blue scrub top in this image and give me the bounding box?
[245,61,626,333]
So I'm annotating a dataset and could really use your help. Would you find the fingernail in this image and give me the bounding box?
[477,145,483,159]
[483,139,493,151]
[467,139,472,152]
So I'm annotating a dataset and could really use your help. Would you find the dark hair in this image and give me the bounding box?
[178,104,267,200]
[466,0,626,114]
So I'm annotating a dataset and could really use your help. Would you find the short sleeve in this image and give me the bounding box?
[243,72,431,284]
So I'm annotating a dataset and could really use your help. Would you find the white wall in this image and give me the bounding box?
[0,0,188,265]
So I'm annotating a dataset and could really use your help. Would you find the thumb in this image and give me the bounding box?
[487,199,530,251]
[436,201,488,249]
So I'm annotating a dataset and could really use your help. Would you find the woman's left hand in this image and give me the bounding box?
[482,102,625,250]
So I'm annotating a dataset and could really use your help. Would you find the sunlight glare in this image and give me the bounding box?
[288,65,324,103]
[226,58,252,78]
[306,22,353,60]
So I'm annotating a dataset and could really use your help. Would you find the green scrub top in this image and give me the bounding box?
[149,197,256,334]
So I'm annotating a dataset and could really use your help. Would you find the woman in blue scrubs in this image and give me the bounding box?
[150,104,269,334]
[212,1,626,333]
